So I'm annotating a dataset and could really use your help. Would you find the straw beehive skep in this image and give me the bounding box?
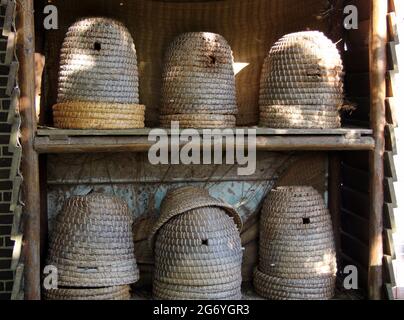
[254,186,337,300]
[259,31,344,129]
[160,32,238,128]
[46,193,139,289]
[53,17,145,129]
[150,187,243,300]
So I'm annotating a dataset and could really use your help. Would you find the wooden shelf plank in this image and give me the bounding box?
[36,127,373,137]
[34,134,375,154]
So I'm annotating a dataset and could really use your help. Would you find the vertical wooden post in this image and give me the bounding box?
[329,153,342,269]
[16,0,41,300]
[369,0,388,300]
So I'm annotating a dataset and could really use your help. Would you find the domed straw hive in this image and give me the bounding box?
[53,17,145,129]
[259,31,344,129]
[253,186,337,300]
[160,32,238,128]
[44,193,139,300]
[149,187,243,300]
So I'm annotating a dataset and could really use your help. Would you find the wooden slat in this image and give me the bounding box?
[2,0,14,36]
[341,209,369,244]
[384,151,397,181]
[341,164,369,193]
[6,61,18,95]
[34,135,375,154]
[388,0,397,13]
[386,70,397,97]
[383,202,396,232]
[387,42,398,71]
[385,124,397,155]
[383,229,396,259]
[11,263,24,300]
[385,97,398,127]
[383,255,396,287]
[36,127,374,137]
[384,283,395,300]
[341,186,370,219]
[329,153,342,268]
[341,231,369,268]
[387,12,399,43]
[384,177,397,208]
[342,151,369,171]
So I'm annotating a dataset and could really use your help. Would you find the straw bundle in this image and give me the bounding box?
[45,193,139,300]
[160,32,237,128]
[259,31,343,128]
[53,17,145,129]
[149,187,243,300]
[253,186,337,300]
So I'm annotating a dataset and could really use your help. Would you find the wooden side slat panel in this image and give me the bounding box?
[385,97,398,127]
[384,177,397,208]
[383,255,396,287]
[383,229,396,259]
[387,42,398,70]
[341,164,369,193]
[341,186,370,219]
[384,151,397,181]
[342,151,369,171]
[341,232,369,268]
[387,12,399,43]
[383,202,396,232]
[385,124,397,155]
[341,209,369,243]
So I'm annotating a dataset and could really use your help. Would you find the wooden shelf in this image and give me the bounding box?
[34,127,375,154]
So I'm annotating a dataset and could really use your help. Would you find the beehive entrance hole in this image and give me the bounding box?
[77,266,99,273]
[94,42,102,51]
[201,239,209,246]
[208,55,216,65]
[303,218,311,224]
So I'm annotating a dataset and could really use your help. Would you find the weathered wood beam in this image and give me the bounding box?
[368,0,387,300]
[16,0,41,300]
[33,135,375,154]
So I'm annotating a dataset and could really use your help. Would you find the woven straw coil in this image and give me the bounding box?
[259,31,344,129]
[253,186,336,300]
[53,17,145,129]
[150,187,242,300]
[46,193,139,288]
[43,285,131,300]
